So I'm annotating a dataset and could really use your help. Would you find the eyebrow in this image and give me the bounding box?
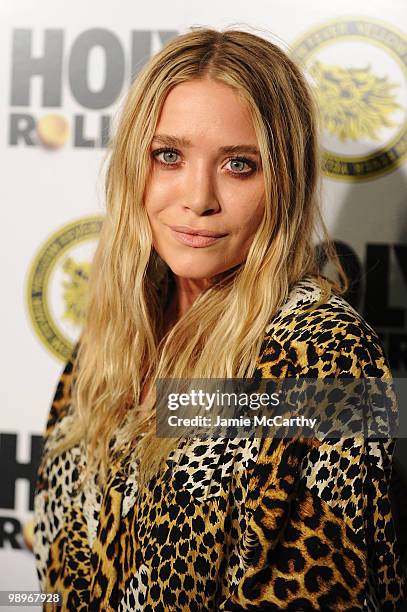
[152,134,260,155]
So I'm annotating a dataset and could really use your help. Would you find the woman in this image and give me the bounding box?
[33,27,406,610]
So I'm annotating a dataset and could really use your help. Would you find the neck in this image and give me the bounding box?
[162,274,210,334]
[172,275,210,317]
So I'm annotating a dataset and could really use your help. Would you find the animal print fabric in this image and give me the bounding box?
[33,276,406,610]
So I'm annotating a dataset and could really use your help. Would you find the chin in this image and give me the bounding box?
[168,265,219,280]
[166,257,226,280]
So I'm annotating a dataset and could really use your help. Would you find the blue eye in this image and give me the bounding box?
[153,148,180,165]
[153,149,179,166]
[228,157,257,178]
[152,147,258,178]
[229,159,249,172]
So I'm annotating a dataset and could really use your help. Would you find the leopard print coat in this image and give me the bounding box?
[33,276,406,611]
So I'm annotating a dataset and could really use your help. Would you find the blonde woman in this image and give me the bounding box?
[33,27,405,611]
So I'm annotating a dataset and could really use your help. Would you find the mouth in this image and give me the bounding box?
[168,225,227,238]
[168,226,227,248]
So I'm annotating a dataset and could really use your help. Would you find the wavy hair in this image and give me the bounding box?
[49,26,347,489]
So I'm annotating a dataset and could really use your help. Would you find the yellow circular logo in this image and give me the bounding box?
[291,17,407,180]
[26,216,103,361]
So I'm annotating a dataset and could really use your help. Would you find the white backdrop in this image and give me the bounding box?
[1,0,407,602]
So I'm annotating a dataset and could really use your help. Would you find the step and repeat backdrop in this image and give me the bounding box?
[1,0,407,596]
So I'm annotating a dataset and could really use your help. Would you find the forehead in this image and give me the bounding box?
[155,79,257,144]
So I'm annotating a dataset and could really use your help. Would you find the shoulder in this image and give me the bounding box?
[268,275,377,344]
[43,342,80,448]
[258,276,389,378]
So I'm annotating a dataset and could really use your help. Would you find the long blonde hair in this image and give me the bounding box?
[50,27,346,489]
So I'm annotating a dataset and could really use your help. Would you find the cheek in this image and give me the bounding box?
[231,195,265,233]
[145,195,165,223]
[226,177,264,208]
[144,172,172,214]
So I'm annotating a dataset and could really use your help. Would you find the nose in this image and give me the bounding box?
[183,160,220,215]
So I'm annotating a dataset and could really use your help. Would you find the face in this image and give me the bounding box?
[144,78,265,285]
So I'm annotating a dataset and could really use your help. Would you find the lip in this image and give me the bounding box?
[168,225,227,238]
[169,227,226,248]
